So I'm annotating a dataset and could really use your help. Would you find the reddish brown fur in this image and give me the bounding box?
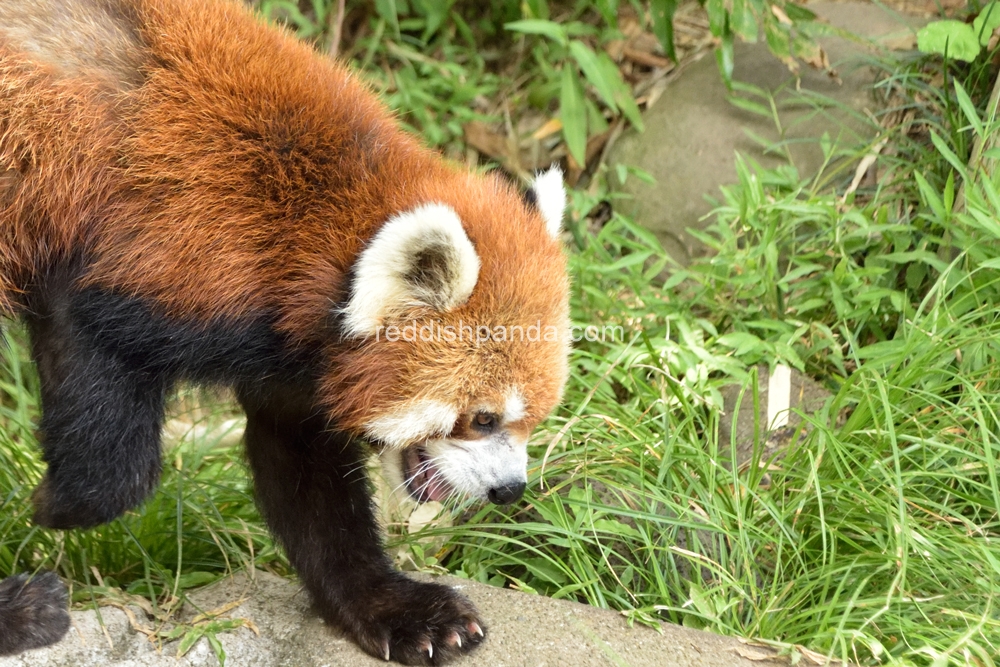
[0,0,569,436]
[0,1,570,661]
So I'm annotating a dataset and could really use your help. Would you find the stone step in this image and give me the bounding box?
[0,571,790,666]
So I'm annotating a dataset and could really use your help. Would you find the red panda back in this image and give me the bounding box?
[0,0,148,86]
[0,0,434,320]
[0,1,144,313]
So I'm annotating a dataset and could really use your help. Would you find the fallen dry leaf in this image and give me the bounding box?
[605,38,626,61]
[795,39,831,71]
[463,121,512,163]
[734,644,782,661]
[790,642,850,665]
[532,117,563,141]
[770,4,793,25]
[623,47,672,69]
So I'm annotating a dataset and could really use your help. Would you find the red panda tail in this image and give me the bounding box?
[0,572,70,655]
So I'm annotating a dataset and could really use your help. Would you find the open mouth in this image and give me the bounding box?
[402,445,454,503]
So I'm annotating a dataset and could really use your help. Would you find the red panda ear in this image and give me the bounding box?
[342,203,481,338]
[532,166,566,238]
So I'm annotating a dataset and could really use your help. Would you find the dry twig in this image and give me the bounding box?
[328,0,346,58]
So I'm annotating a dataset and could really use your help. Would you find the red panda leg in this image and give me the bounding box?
[25,287,167,529]
[239,388,486,666]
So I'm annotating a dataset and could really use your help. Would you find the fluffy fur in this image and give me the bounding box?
[0,573,69,656]
[0,0,570,664]
[531,167,568,238]
[343,203,481,339]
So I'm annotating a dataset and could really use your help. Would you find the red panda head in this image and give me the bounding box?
[326,167,570,505]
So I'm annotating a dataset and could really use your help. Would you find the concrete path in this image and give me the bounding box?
[0,571,788,667]
[611,0,925,263]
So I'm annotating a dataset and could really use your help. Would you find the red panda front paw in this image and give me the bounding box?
[349,578,486,665]
[0,572,70,655]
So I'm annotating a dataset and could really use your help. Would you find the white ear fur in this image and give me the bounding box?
[343,203,480,339]
[532,166,566,238]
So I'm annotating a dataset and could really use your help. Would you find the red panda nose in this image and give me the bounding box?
[488,482,526,505]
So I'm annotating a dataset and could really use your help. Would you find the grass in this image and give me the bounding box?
[0,329,281,657]
[428,178,1000,665]
[395,39,1000,665]
[2,2,1000,666]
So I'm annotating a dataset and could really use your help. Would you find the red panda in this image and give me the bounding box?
[0,0,570,663]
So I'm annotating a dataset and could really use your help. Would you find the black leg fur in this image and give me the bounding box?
[0,572,70,655]
[21,274,302,530]
[14,273,474,662]
[238,386,486,666]
[25,287,167,529]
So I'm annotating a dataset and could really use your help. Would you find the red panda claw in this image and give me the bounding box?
[447,631,462,647]
[382,639,390,661]
[468,621,484,637]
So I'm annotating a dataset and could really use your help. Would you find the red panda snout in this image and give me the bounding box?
[373,389,536,505]
[381,431,530,505]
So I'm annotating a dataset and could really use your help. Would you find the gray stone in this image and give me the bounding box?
[0,571,789,666]
[611,1,925,263]
[719,364,833,467]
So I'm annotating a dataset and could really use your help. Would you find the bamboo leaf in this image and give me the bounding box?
[176,628,205,657]
[206,634,226,666]
[929,129,968,179]
[705,0,726,35]
[595,0,619,28]
[730,0,758,43]
[596,52,644,130]
[560,66,588,166]
[649,0,678,62]
[954,80,984,140]
[717,18,735,86]
[765,20,792,62]
[569,41,619,113]
[504,19,568,46]
[374,0,400,39]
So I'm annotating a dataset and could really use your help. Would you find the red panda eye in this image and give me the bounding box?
[472,412,498,432]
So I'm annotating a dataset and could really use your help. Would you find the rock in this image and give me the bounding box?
[610,1,926,263]
[719,364,833,468]
[0,570,790,666]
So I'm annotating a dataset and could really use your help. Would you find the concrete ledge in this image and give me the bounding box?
[0,571,787,666]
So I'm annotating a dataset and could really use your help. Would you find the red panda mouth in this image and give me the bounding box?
[402,446,453,503]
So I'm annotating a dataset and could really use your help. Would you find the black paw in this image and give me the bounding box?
[0,572,71,655]
[348,578,486,665]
